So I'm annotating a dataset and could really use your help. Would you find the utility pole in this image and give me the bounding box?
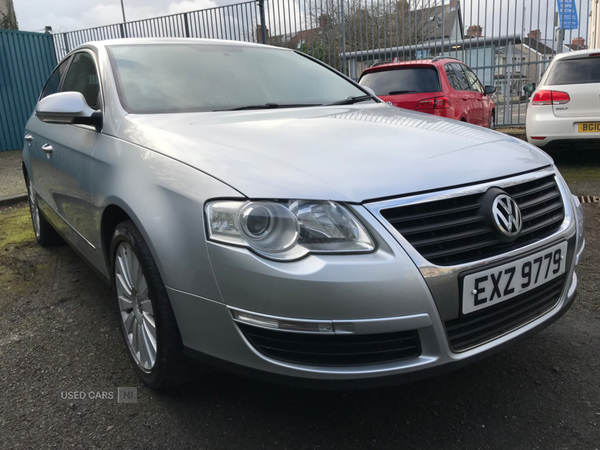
[257,0,267,44]
[120,0,127,23]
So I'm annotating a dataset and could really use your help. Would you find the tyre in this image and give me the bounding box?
[110,220,200,389]
[26,176,60,246]
[490,112,496,130]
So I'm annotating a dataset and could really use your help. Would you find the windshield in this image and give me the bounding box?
[359,67,441,96]
[107,43,368,113]
[546,57,600,85]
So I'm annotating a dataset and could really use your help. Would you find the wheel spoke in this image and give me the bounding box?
[116,273,132,297]
[138,277,149,302]
[131,256,143,291]
[123,311,136,335]
[116,252,133,293]
[118,295,133,312]
[141,325,156,368]
[139,298,153,314]
[143,313,157,344]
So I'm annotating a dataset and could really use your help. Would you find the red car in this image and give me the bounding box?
[358,57,497,129]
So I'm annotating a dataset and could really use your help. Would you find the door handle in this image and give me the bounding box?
[24,134,33,142]
[41,143,53,154]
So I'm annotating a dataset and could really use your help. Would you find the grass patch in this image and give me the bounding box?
[0,204,43,296]
[556,165,600,183]
[0,204,35,250]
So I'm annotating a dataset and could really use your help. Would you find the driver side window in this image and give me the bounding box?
[61,52,101,110]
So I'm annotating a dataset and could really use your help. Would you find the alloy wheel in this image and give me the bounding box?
[115,241,157,371]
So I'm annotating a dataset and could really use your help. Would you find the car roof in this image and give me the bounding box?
[73,37,281,53]
[362,57,463,73]
[551,48,600,62]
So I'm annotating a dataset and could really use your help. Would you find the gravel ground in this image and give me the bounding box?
[0,148,599,449]
[0,150,26,198]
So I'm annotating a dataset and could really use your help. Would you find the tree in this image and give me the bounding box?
[0,0,19,30]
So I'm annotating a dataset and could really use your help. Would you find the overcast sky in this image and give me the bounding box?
[13,0,233,32]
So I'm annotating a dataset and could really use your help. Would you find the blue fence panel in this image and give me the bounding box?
[0,29,56,152]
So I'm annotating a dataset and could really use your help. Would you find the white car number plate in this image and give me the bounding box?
[462,241,568,315]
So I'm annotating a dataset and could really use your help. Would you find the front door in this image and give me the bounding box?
[32,50,102,256]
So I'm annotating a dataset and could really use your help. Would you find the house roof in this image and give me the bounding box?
[269,1,462,48]
[404,2,461,41]
[522,37,556,56]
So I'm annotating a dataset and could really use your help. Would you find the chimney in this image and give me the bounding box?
[572,37,585,47]
[256,25,269,39]
[466,25,483,38]
[527,29,541,40]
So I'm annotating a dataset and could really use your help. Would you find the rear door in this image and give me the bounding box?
[452,63,483,126]
[461,64,487,126]
[544,56,600,119]
[444,63,470,120]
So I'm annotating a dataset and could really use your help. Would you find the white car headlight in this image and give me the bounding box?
[572,194,585,265]
[206,200,375,261]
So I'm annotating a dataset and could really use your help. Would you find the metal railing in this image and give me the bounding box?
[51,0,593,126]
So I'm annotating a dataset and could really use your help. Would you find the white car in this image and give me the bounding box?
[525,49,600,149]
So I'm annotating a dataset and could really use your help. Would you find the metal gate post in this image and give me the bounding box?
[62,33,70,54]
[184,13,190,37]
[257,0,267,44]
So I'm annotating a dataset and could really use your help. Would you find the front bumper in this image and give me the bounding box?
[168,168,583,386]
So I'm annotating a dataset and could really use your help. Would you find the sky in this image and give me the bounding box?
[14,0,591,45]
[13,0,231,32]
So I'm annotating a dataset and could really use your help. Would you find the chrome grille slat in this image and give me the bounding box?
[380,175,565,266]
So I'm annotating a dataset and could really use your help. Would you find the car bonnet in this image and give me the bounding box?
[118,104,553,203]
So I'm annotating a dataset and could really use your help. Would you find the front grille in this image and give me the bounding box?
[380,175,565,266]
[238,323,421,366]
[445,274,566,351]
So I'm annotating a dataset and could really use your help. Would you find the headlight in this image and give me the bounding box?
[572,194,585,265]
[206,200,375,261]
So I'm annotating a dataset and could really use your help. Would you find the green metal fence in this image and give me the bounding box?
[0,29,56,152]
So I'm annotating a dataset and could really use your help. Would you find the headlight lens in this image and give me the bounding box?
[206,200,375,261]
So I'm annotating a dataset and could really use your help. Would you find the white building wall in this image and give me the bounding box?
[591,0,600,49]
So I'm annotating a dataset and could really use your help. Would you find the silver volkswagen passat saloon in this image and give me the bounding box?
[23,39,585,389]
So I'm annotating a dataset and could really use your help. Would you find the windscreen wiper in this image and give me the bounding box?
[214,103,322,111]
[326,95,375,106]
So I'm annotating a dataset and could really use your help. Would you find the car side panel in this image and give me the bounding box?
[88,136,241,301]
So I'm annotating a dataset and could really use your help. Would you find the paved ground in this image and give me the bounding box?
[0,147,599,449]
[0,150,26,199]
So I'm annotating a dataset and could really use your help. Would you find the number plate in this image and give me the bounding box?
[578,122,600,133]
[462,242,568,315]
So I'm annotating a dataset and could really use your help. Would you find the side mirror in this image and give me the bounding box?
[36,92,102,130]
[484,86,496,95]
[523,83,536,94]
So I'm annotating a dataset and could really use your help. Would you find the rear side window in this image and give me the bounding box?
[461,65,485,93]
[546,58,600,85]
[445,64,470,91]
[359,67,441,96]
[40,57,71,99]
